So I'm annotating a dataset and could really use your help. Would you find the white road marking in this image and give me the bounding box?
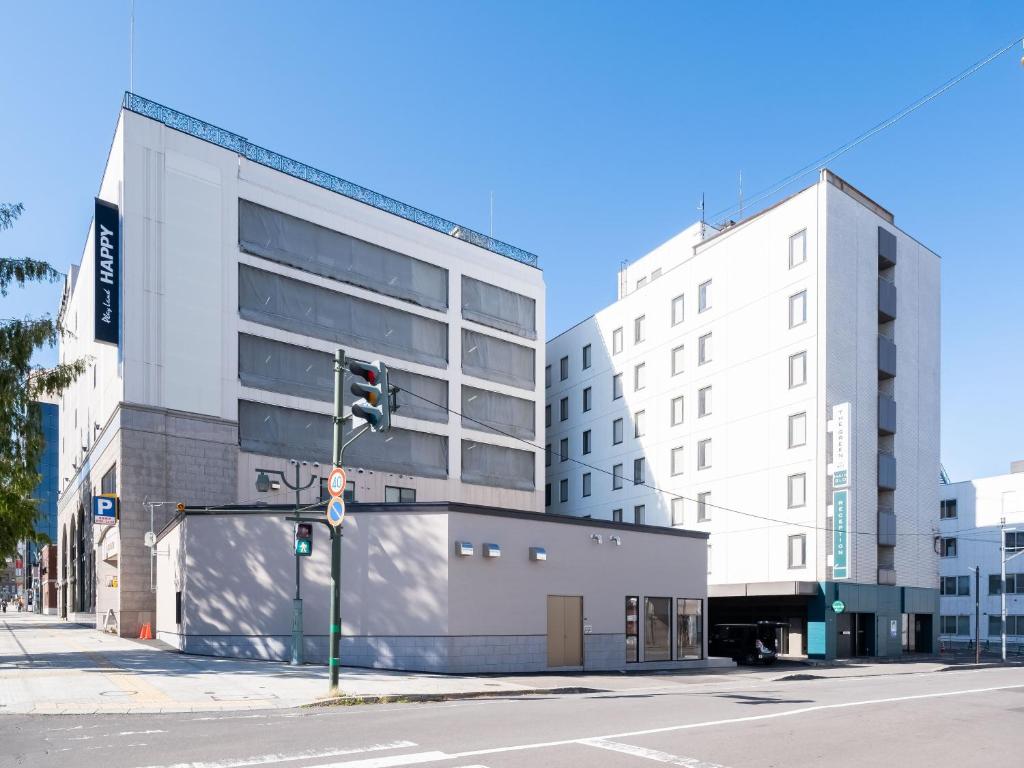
[301,680,1024,768]
[581,739,726,767]
[119,730,167,736]
[134,741,419,768]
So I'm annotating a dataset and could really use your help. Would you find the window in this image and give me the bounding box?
[788,534,807,568]
[707,542,713,574]
[697,491,711,522]
[940,537,957,558]
[634,362,646,391]
[1007,531,1024,552]
[613,373,623,400]
[636,276,648,290]
[789,412,807,448]
[941,576,971,596]
[560,356,569,381]
[545,365,551,388]
[545,404,551,427]
[545,444,552,467]
[677,599,703,660]
[384,486,416,503]
[789,229,807,268]
[671,294,685,325]
[583,386,592,412]
[582,344,592,370]
[698,333,711,365]
[321,478,355,502]
[582,472,592,497]
[789,351,807,388]
[671,497,684,526]
[697,439,711,470]
[613,464,623,490]
[789,291,807,328]
[614,509,624,523]
[940,499,957,519]
[545,483,551,507]
[634,458,645,485]
[989,574,1022,595]
[175,590,182,625]
[788,473,806,508]
[612,327,623,355]
[941,615,970,636]
[634,505,646,526]
[671,346,685,376]
[634,315,646,343]
[671,446,684,476]
[671,395,684,426]
[634,410,646,438]
[698,280,711,312]
[582,429,592,455]
[643,596,670,660]
[560,397,569,421]
[652,268,662,280]
[698,386,712,417]
[101,464,117,495]
[989,615,1024,637]
[613,418,624,445]
[559,478,569,503]
[560,437,569,463]
[93,364,97,388]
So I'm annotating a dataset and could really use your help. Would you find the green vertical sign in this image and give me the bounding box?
[833,489,849,579]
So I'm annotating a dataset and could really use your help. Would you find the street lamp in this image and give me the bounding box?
[999,519,1023,662]
[255,460,320,666]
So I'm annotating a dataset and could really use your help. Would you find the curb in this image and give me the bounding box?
[306,686,607,707]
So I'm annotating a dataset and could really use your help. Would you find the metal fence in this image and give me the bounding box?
[122,93,539,269]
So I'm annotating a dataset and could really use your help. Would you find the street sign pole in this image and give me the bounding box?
[329,349,346,695]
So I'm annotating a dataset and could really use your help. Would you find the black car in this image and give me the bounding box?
[709,622,784,664]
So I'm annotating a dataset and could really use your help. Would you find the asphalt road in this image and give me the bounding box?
[3,664,1022,768]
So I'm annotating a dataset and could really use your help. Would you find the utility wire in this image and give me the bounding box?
[709,33,1024,223]
[394,383,988,542]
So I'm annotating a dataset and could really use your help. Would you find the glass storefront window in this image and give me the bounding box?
[676,598,703,659]
[625,596,639,663]
[644,597,672,661]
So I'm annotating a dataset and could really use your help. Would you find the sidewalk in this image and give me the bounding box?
[0,612,984,715]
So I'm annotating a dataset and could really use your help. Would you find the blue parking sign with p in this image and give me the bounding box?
[93,494,119,526]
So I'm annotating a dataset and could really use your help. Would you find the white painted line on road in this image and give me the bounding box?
[119,730,167,736]
[134,742,420,768]
[580,739,727,767]
[300,679,1024,768]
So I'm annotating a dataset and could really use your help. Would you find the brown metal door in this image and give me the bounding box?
[547,595,583,667]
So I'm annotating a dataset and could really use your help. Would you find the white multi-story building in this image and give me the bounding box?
[56,94,545,636]
[938,462,1024,648]
[547,170,941,659]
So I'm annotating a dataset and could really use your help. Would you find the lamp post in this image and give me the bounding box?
[999,519,1022,663]
[255,460,319,666]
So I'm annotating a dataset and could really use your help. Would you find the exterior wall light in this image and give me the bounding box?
[529,546,547,561]
[609,535,622,546]
[455,541,474,557]
[483,543,501,558]
[590,533,603,544]
[255,472,271,493]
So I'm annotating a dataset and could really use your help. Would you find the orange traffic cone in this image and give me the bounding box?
[138,623,153,640]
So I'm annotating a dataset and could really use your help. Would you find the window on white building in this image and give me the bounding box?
[941,537,957,557]
[613,373,623,400]
[671,395,684,426]
[940,576,970,596]
[671,294,685,325]
[545,404,551,427]
[613,464,623,490]
[789,351,807,388]
[634,505,645,525]
[635,362,646,391]
[635,315,646,343]
[612,508,623,522]
[634,458,645,485]
[582,472,592,497]
[583,386,592,412]
[671,446,684,476]
[612,327,623,355]
[698,333,711,365]
[698,386,712,417]
[560,437,569,463]
[789,412,807,448]
[560,355,569,381]
[545,365,551,388]
[613,417,623,444]
[788,534,806,568]
[560,397,568,421]
[545,444,552,467]
[940,499,957,519]
[634,410,646,438]
[698,491,711,522]
[789,290,807,328]
[545,483,551,507]
[671,497,684,526]
[582,429,592,455]
[698,280,711,312]
[582,343,592,370]
[788,473,806,508]
[671,345,685,376]
[560,478,569,503]
[385,486,416,503]
[697,438,711,470]
[789,229,807,268]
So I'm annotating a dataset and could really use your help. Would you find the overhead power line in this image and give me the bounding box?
[394,384,995,542]
[710,32,1024,223]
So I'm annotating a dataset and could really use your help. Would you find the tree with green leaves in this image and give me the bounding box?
[1,202,88,557]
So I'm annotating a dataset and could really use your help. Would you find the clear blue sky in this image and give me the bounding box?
[1,2,1022,482]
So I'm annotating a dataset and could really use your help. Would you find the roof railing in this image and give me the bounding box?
[122,93,539,268]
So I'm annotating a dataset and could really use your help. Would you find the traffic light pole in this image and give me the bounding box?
[329,349,346,695]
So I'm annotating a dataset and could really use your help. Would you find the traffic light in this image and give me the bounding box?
[295,523,313,556]
[348,359,392,432]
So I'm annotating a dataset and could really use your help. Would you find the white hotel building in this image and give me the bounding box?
[938,463,1024,648]
[547,170,941,659]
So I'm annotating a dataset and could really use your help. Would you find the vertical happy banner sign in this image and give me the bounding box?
[94,198,120,345]
[832,402,851,580]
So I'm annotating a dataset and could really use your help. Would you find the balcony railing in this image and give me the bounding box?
[878,277,897,322]
[878,452,897,490]
[122,93,540,269]
[878,393,897,435]
[878,335,897,379]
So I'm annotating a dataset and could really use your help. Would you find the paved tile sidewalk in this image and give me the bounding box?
[0,612,971,715]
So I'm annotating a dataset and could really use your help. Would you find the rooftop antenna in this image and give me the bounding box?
[698,193,706,239]
[129,0,135,93]
[738,170,743,220]
[489,190,494,238]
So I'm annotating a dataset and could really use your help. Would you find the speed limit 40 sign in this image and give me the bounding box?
[327,466,347,497]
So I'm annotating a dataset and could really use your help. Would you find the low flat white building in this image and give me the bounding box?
[57,94,545,637]
[546,170,941,659]
[938,462,1024,647]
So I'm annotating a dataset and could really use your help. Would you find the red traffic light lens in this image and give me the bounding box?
[365,370,376,384]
